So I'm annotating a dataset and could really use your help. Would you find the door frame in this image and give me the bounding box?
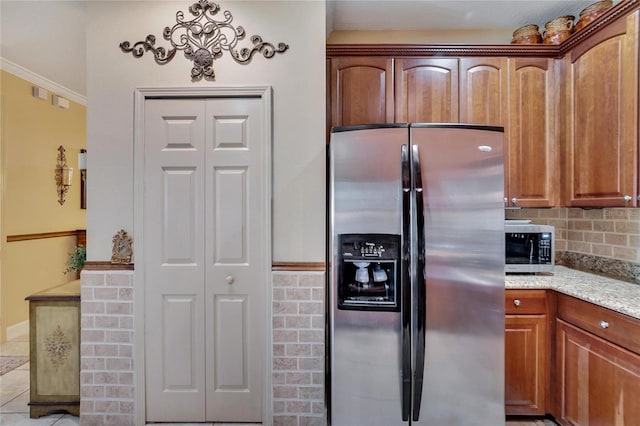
[133,86,273,425]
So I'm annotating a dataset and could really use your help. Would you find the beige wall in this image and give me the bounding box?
[0,70,86,341]
[327,29,512,44]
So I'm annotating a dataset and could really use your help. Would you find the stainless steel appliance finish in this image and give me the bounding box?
[328,124,505,425]
[505,223,555,273]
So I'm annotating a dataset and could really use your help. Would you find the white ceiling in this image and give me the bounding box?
[0,1,87,98]
[1,1,613,98]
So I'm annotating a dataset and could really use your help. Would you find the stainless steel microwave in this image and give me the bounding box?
[505,223,555,273]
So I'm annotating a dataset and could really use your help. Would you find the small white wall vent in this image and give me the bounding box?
[53,95,70,109]
[32,86,48,100]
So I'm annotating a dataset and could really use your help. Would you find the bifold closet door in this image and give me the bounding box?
[144,97,265,422]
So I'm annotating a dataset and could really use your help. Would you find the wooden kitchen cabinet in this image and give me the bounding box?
[329,56,459,128]
[505,290,549,415]
[26,280,80,418]
[506,58,559,207]
[563,10,639,207]
[328,57,394,129]
[459,57,508,127]
[394,58,459,123]
[556,294,640,426]
[329,56,508,128]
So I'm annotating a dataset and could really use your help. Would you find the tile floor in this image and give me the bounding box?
[2,335,557,426]
[1,334,79,425]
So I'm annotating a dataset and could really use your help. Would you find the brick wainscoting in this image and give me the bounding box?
[80,270,327,426]
[80,270,135,425]
[272,271,327,426]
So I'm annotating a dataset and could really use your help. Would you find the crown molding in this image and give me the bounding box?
[0,57,86,106]
[327,43,561,58]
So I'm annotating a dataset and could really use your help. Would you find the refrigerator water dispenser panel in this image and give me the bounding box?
[338,233,400,311]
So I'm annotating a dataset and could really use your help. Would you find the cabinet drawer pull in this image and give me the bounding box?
[513,299,521,307]
[599,320,609,329]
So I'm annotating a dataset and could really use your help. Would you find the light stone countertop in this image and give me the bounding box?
[506,265,640,320]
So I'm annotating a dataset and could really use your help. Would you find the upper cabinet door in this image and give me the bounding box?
[459,57,508,127]
[460,57,509,202]
[564,12,639,207]
[507,58,559,208]
[329,57,394,129]
[395,58,459,123]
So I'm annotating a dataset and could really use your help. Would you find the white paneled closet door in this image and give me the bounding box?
[144,97,265,422]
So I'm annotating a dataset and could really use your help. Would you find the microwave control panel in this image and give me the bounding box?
[539,233,552,262]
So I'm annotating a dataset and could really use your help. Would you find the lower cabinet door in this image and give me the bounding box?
[505,314,548,415]
[557,319,640,426]
[29,300,80,418]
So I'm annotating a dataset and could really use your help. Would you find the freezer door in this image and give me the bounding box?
[329,125,408,426]
[410,124,505,426]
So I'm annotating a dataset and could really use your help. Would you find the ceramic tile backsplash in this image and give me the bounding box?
[506,207,640,283]
[506,207,568,251]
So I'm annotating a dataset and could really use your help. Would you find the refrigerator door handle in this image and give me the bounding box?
[401,144,411,422]
[411,144,426,421]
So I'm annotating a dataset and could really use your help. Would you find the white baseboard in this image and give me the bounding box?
[6,320,29,341]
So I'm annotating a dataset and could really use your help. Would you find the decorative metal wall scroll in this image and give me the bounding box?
[120,0,289,80]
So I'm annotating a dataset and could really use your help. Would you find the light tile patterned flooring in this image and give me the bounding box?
[2,335,557,426]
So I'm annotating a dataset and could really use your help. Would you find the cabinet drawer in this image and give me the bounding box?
[505,289,547,314]
[557,294,640,355]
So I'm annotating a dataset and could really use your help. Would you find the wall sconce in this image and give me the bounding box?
[55,145,73,205]
[78,149,87,209]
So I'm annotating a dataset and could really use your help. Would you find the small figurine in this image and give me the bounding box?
[111,229,133,264]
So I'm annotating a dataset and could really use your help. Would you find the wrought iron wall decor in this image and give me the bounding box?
[120,0,289,80]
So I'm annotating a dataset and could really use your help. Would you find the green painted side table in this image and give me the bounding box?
[25,280,80,418]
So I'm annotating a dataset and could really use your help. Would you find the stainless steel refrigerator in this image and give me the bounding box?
[327,123,505,425]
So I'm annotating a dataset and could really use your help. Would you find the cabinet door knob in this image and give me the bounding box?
[599,320,609,329]
[511,197,519,204]
[513,299,521,307]
[504,197,508,204]
[623,195,632,202]
[226,275,235,285]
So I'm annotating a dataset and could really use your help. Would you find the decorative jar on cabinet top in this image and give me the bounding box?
[543,15,575,44]
[511,24,542,44]
[575,0,613,31]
